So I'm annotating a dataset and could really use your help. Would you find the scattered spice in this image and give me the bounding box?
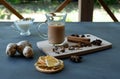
[70,55,82,63]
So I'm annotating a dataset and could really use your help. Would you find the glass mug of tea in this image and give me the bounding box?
[38,12,67,46]
[11,18,34,36]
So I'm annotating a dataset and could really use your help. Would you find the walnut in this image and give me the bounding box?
[6,43,17,56]
[23,46,34,58]
[17,40,32,55]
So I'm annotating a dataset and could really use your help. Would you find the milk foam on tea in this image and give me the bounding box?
[48,22,65,44]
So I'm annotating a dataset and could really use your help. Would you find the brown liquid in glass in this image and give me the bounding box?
[48,25,64,44]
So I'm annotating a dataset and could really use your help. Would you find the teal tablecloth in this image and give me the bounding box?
[0,22,120,79]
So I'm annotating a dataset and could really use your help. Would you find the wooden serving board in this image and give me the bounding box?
[36,34,112,58]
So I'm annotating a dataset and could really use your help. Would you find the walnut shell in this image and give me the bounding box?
[23,46,33,58]
[6,43,17,56]
[17,40,32,54]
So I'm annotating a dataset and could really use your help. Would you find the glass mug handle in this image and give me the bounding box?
[37,22,48,39]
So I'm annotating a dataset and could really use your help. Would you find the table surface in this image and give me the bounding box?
[0,22,120,79]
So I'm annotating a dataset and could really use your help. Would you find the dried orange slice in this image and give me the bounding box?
[38,56,45,62]
[38,56,46,66]
[35,56,64,73]
[45,56,60,67]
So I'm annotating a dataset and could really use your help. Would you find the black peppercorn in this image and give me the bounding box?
[81,34,85,37]
[71,34,79,37]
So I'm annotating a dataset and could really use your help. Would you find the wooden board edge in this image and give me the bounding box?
[55,45,112,59]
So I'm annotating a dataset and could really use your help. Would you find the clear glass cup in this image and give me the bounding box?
[38,12,67,46]
[11,18,34,36]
